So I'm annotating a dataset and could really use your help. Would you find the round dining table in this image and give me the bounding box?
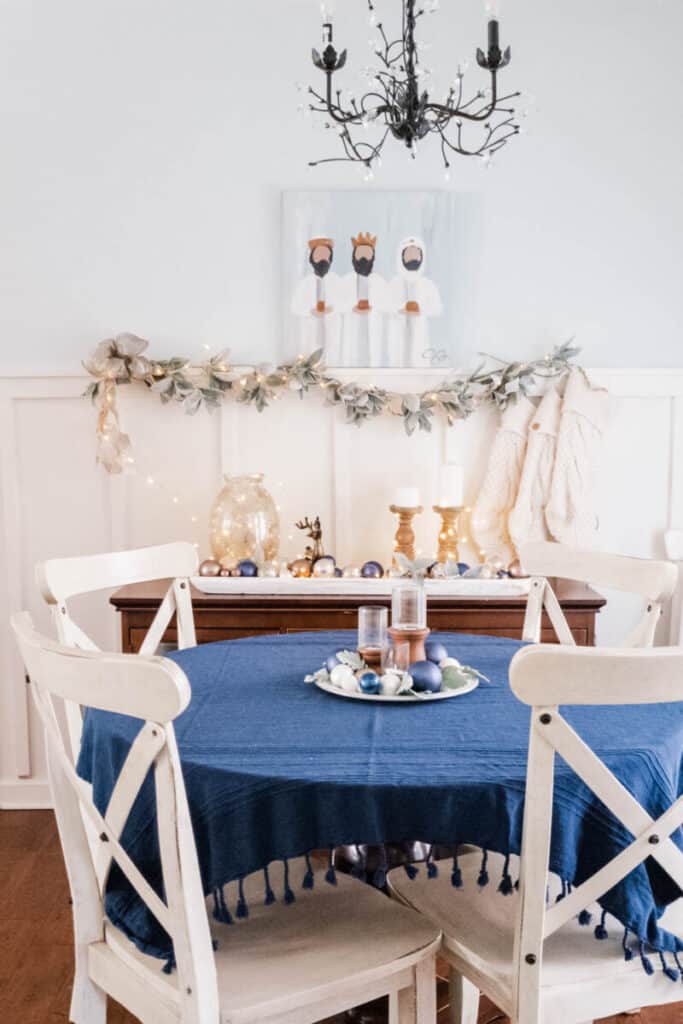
[77,630,683,965]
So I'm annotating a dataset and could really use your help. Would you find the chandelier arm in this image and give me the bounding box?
[426,71,498,122]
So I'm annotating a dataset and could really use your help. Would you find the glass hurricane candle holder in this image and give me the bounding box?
[209,473,279,566]
[391,581,427,631]
[358,605,388,669]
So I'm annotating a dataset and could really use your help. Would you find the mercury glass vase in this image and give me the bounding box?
[209,473,280,565]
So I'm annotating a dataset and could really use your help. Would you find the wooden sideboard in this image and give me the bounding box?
[111,579,605,652]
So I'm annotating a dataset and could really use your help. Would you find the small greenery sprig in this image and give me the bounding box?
[83,335,580,472]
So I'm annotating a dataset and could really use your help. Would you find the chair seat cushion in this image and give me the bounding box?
[388,850,683,1022]
[104,857,440,1022]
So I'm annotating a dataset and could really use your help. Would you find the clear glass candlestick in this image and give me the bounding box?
[358,605,388,667]
[391,581,427,631]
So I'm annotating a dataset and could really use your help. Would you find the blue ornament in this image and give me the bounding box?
[457,562,470,575]
[334,567,343,577]
[325,653,341,673]
[424,639,449,665]
[359,671,381,694]
[361,560,384,579]
[410,660,443,693]
[238,560,259,577]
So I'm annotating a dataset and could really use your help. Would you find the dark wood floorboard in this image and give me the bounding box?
[0,810,680,1024]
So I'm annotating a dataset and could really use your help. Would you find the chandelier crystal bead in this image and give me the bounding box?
[306,0,521,172]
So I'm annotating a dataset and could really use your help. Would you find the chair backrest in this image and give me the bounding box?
[11,612,218,1023]
[519,540,677,647]
[37,542,199,759]
[509,643,683,1023]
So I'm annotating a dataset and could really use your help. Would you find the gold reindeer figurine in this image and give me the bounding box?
[295,516,325,562]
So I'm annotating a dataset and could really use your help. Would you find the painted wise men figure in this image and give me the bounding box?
[338,231,389,366]
[291,237,342,358]
[387,236,443,367]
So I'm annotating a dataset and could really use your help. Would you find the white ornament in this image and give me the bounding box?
[380,671,404,696]
[440,657,462,669]
[259,561,279,578]
[330,664,357,691]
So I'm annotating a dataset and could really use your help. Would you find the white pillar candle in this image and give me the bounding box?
[437,465,464,507]
[392,486,421,508]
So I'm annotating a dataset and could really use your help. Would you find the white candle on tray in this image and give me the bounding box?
[437,465,464,507]
[392,486,421,508]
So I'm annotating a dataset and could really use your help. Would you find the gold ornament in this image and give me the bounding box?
[219,568,232,577]
[289,558,313,578]
[199,559,221,577]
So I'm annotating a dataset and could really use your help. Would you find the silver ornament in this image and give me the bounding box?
[479,564,495,580]
[259,561,279,578]
[342,565,362,578]
[312,556,336,578]
[508,559,527,578]
[486,554,506,573]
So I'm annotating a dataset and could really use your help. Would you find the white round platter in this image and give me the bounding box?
[314,676,479,703]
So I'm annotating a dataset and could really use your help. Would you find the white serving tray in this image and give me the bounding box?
[314,676,479,703]
[191,576,531,597]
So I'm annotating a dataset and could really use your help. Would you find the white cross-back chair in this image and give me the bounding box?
[37,542,199,761]
[519,540,677,647]
[12,613,440,1024]
[388,642,683,1024]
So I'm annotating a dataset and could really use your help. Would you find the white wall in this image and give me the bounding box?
[0,0,681,371]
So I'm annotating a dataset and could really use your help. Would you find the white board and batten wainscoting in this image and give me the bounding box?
[1,367,681,809]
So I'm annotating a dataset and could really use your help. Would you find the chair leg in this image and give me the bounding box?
[448,968,479,1024]
[69,967,107,1024]
[415,955,437,1023]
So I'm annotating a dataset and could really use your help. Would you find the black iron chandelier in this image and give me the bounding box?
[305,0,520,177]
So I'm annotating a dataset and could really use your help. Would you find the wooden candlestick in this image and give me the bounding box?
[390,505,423,565]
[389,625,431,665]
[433,506,463,564]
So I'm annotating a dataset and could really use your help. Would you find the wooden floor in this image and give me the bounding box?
[0,811,681,1024]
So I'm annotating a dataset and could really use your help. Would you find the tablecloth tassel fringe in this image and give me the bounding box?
[498,854,514,895]
[477,850,489,888]
[283,859,296,904]
[427,845,438,879]
[451,847,463,889]
[622,929,633,960]
[594,909,608,940]
[236,877,249,919]
[351,845,366,880]
[673,952,683,980]
[326,850,338,886]
[404,863,419,879]
[639,941,654,976]
[162,954,176,975]
[578,909,592,926]
[659,952,679,982]
[303,852,315,889]
[373,845,388,889]
[263,865,277,904]
[212,887,233,925]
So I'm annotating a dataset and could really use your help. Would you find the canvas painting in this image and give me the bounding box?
[281,190,463,369]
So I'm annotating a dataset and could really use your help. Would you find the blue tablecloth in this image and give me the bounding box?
[77,631,683,970]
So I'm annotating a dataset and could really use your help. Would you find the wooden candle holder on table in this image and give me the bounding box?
[388,625,431,665]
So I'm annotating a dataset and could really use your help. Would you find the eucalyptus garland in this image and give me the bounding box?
[84,335,580,473]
